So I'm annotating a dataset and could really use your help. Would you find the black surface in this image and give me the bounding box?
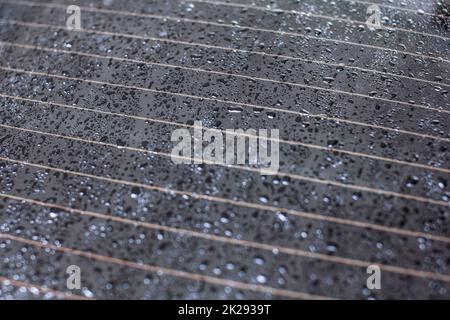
[0,0,449,299]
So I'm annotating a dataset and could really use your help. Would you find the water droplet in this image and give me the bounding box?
[256,274,267,284]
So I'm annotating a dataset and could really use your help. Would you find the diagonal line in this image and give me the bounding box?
[2,39,450,126]
[1,193,450,281]
[2,64,450,173]
[1,93,449,174]
[188,0,450,41]
[0,125,449,242]
[334,0,440,17]
[0,276,90,300]
[2,0,449,63]
[0,128,448,206]
[1,20,448,89]
[1,66,450,174]
[10,40,450,104]
[0,233,332,299]
[0,134,449,242]
[1,43,447,116]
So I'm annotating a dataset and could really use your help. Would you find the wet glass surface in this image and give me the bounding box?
[0,0,449,299]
